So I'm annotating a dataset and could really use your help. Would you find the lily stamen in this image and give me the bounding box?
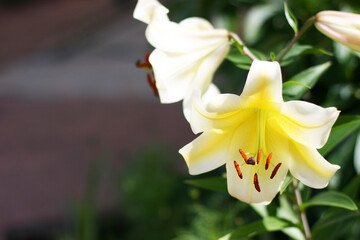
[239,149,248,163]
[233,161,243,179]
[136,52,152,69]
[257,148,262,164]
[146,73,159,97]
[270,163,282,179]
[265,152,273,170]
[254,173,261,192]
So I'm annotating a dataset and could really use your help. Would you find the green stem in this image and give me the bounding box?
[292,180,312,240]
[276,16,316,62]
[229,32,258,61]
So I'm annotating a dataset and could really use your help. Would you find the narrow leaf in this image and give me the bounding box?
[282,81,311,89]
[283,61,331,100]
[226,217,293,239]
[185,177,227,192]
[342,174,360,200]
[319,115,360,156]
[312,208,360,236]
[226,48,252,70]
[279,44,332,66]
[284,2,298,34]
[270,51,276,61]
[299,191,358,211]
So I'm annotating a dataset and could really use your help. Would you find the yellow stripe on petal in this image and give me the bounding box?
[278,101,340,148]
[288,142,340,189]
[179,129,231,175]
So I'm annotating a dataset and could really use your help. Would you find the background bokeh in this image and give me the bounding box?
[0,0,359,239]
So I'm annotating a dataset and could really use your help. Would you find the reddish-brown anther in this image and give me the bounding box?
[136,52,152,69]
[257,148,262,164]
[270,163,282,179]
[146,73,159,97]
[265,152,273,170]
[239,149,248,163]
[254,173,261,192]
[234,161,243,179]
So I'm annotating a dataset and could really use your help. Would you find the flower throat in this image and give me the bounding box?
[233,109,282,192]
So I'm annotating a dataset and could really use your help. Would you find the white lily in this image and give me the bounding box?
[179,60,340,204]
[133,0,230,119]
[315,10,360,52]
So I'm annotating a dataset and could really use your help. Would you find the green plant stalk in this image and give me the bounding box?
[277,16,316,62]
[292,180,312,240]
[229,32,258,61]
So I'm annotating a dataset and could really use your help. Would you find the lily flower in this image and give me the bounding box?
[179,60,340,204]
[133,0,230,119]
[315,10,360,52]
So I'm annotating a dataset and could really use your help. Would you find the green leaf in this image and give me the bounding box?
[224,217,293,239]
[282,81,311,89]
[284,2,298,34]
[280,175,293,195]
[319,115,360,156]
[226,48,253,70]
[185,177,227,192]
[299,191,358,211]
[312,208,360,237]
[283,61,331,100]
[342,174,360,200]
[270,51,276,61]
[279,45,332,66]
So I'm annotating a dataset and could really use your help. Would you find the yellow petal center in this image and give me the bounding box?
[233,109,283,192]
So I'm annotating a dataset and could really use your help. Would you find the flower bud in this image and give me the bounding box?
[315,10,360,52]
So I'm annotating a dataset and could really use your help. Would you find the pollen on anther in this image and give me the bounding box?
[270,163,282,179]
[254,173,261,192]
[234,161,243,179]
[239,149,248,163]
[257,148,262,164]
[265,152,273,170]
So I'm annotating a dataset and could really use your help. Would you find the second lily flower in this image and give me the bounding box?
[134,0,230,119]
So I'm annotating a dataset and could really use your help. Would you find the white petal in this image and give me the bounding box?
[149,41,229,103]
[145,18,229,53]
[288,142,340,188]
[179,17,215,31]
[183,84,220,122]
[190,91,254,134]
[133,0,169,24]
[241,60,283,105]
[149,49,198,103]
[179,129,230,175]
[278,101,340,148]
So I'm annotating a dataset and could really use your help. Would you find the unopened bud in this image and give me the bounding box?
[315,10,360,52]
